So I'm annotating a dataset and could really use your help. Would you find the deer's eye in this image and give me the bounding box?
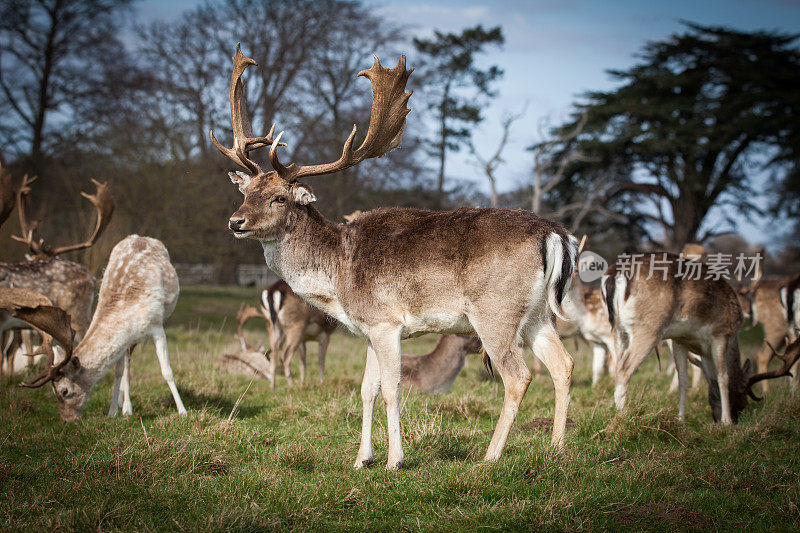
[59,388,71,398]
[274,195,287,204]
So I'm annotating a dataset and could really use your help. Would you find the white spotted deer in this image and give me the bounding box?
[262,279,337,388]
[602,254,800,424]
[212,44,578,469]
[12,235,186,421]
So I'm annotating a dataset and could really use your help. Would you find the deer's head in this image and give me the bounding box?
[703,336,800,422]
[211,44,412,242]
[0,288,90,421]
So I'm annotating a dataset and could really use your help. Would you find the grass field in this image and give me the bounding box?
[2,285,799,531]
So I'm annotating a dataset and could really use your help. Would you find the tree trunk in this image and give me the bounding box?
[435,84,451,209]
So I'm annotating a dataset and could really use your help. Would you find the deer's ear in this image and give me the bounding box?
[291,183,316,205]
[228,171,251,193]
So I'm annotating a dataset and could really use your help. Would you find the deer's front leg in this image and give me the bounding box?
[671,342,690,422]
[355,343,380,469]
[120,346,134,416]
[108,355,125,417]
[368,327,404,470]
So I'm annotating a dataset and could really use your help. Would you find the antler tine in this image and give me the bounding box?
[0,163,16,229]
[269,54,413,183]
[211,44,285,175]
[10,175,44,256]
[746,337,800,400]
[0,288,75,388]
[236,302,266,352]
[47,179,115,256]
[577,235,587,255]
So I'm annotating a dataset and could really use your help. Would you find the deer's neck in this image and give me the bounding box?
[73,310,134,383]
[260,206,355,330]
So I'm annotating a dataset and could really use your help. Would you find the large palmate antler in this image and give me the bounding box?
[746,335,800,400]
[0,163,16,229]
[268,55,413,183]
[210,44,284,175]
[0,287,75,388]
[12,177,115,259]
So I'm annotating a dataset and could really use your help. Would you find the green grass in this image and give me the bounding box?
[1,286,799,531]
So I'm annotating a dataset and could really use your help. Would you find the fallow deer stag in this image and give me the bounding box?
[16,235,186,421]
[602,254,799,424]
[401,335,483,394]
[262,279,337,388]
[1,175,115,341]
[212,44,578,469]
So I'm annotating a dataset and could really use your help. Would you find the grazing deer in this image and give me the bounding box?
[739,273,800,392]
[400,335,482,394]
[0,175,114,341]
[13,235,186,421]
[562,274,616,387]
[261,279,337,387]
[602,254,799,424]
[212,45,578,469]
[218,303,274,381]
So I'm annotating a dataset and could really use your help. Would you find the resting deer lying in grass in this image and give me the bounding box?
[213,45,578,469]
[0,175,114,342]
[400,335,482,394]
[12,235,186,421]
[218,303,273,381]
[262,279,337,388]
[602,254,799,424]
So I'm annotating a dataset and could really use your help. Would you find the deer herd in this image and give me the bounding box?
[2,45,799,471]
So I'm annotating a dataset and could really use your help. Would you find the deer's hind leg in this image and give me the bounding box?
[614,327,661,411]
[470,312,532,462]
[527,322,574,448]
[152,327,187,415]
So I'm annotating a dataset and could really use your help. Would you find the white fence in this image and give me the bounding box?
[173,263,277,286]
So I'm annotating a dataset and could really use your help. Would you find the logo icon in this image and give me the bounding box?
[578,251,608,283]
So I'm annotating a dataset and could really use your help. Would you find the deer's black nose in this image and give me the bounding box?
[229,217,246,231]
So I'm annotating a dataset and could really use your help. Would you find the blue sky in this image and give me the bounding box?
[135,0,800,244]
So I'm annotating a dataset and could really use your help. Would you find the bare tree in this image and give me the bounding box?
[0,0,132,168]
[468,108,525,208]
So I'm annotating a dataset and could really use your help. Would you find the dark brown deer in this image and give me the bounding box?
[212,44,578,469]
[602,254,799,424]
[400,335,482,394]
[262,279,337,388]
[1,175,114,341]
